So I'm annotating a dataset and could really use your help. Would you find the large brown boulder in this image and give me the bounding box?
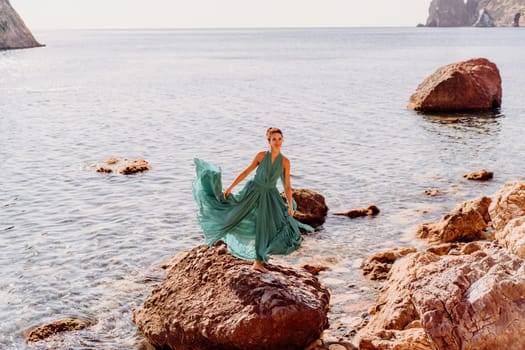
[416,196,492,243]
[407,58,502,112]
[0,0,43,50]
[358,242,525,350]
[132,243,330,350]
[282,188,328,227]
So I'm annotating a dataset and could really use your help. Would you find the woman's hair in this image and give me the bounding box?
[266,127,283,141]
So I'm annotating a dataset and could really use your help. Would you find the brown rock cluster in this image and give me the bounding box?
[334,205,380,219]
[26,318,90,342]
[407,58,502,113]
[132,243,330,350]
[359,181,525,349]
[95,158,152,175]
[281,188,329,227]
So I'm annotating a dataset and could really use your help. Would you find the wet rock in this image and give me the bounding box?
[463,169,493,181]
[301,263,329,275]
[358,242,525,350]
[133,243,330,350]
[416,196,492,243]
[489,181,525,232]
[422,188,443,196]
[0,0,43,50]
[334,205,380,219]
[310,341,357,350]
[94,158,152,175]
[281,188,328,227]
[407,58,502,112]
[26,318,90,342]
[119,158,152,175]
[362,247,417,281]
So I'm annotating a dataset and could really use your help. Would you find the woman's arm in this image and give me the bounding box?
[223,151,265,200]
[282,156,294,216]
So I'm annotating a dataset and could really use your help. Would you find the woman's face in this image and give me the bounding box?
[268,132,283,150]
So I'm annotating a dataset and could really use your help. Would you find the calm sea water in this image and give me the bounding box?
[1,27,524,349]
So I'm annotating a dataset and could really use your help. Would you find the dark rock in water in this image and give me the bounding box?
[26,318,90,342]
[334,205,380,219]
[281,188,328,227]
[0,0,43,50]
[132,243,330,350]
[473,8,495,27]
[408,58,502,113]
[463,169,493,181]
[513,12,521,27]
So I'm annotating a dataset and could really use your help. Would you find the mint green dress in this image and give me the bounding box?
[192,151,314,262]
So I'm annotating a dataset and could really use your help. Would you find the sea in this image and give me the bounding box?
[1,27,524,349]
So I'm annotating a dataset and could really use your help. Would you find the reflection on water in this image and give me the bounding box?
[420,109,503,135]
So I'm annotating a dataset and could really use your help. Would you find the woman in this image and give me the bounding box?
[192,127,313,273]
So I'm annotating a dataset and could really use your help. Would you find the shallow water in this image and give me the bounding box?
[1,27,525,349]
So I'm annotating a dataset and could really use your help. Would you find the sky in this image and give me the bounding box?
[12,0,432,30]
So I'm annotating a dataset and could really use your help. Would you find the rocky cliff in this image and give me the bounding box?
[426,0,525,27]
[0,0,42,50]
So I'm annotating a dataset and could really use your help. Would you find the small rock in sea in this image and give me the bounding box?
[96,167,113,173]
[93,157,152,175]
[362,246,417,281]
[463,169,493,181]
[301,263,329,275]
[26,318,90,342]
[119,158,151,175]
[104,157,120,165]
[422,188,443,196]
[334,205,380,218]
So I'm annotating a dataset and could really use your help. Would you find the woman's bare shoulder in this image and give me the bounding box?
[281,155,290,166]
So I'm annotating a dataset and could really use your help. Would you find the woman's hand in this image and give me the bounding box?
[287,205,294,217]
[223,188,231,200]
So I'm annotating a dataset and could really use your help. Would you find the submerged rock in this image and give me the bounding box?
[358,242,525,350]
[26,318,90,342]
[407,58,502,112]
[132,243,330,350]
[416,196,492,243]
[0,0,43,50]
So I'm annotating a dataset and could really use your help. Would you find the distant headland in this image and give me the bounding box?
[418,0,523,27]
[0,0,43,50]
